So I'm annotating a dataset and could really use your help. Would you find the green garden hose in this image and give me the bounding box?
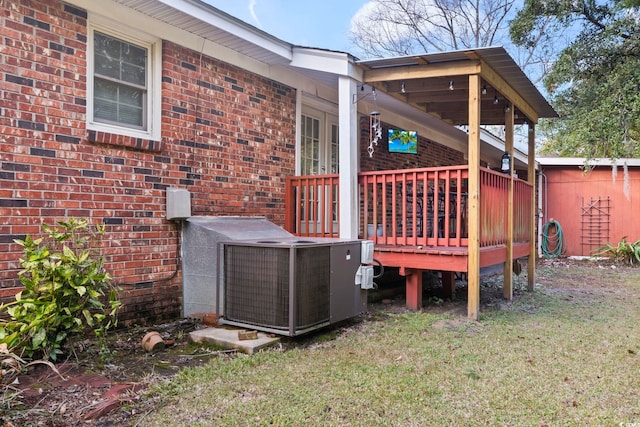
[541,219,565,258]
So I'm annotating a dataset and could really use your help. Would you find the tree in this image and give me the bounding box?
[349,0,556,81]
[510,0,640,159]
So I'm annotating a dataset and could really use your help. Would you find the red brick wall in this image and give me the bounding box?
[359,116,465,170]
[0,0,297,325]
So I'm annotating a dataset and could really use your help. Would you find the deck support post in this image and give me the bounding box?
[441,271,456,299]
[504,105,515,300]
[527,123,536,291]
[467,74,481,320]
[400,267,422,310]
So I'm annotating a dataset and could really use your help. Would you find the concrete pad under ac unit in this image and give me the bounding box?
[189,327,281,355]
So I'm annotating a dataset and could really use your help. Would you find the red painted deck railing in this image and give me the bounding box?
[359,166,469,247]
[514,178,533,242]
[285,166,532,248]
[480,168,509,246]
[285,174,339,237]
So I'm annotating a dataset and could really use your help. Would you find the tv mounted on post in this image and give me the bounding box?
[388,129,418,154]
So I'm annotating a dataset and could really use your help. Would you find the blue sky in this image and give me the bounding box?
[202,0,370,53]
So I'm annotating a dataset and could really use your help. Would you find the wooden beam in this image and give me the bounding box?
[364,60,481,83]
[479,59,539,124]
[504,107,514,300]
[528,123,536,291]
[467,74,481,321]
[374,251,468,272]
[388,77,468,94]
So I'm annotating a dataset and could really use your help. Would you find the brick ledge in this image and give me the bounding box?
[87,130,164,152]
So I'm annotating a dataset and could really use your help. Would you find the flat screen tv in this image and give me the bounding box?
[388,129,418,154]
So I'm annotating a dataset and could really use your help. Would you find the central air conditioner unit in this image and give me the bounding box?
[219,238,366,336]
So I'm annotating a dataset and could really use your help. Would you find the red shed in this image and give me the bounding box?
[538,158,640,257]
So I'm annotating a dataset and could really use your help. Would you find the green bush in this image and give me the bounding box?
[0,219,121,361]
[594,236,640,265]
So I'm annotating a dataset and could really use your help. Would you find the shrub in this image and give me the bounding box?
[594,236,640,265]
[0,219,121,361]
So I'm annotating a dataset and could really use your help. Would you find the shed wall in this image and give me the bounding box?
[542,165,640,256]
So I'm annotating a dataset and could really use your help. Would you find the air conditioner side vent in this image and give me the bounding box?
[223,244,331,333]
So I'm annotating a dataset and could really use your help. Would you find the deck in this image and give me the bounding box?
[285,165,534,309]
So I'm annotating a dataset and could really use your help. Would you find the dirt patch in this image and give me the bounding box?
[2,319,226,426]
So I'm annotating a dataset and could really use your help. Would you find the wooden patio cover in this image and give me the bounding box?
[357,48,557,320]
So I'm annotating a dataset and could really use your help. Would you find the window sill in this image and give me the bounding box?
[87,130,163,152]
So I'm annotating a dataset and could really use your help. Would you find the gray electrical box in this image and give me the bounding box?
[166,188,191,220]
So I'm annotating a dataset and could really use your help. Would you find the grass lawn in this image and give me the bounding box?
[137,261,640,426]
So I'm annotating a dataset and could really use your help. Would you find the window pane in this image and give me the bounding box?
[119,104,143,126]
[94,31,147,86]
[94,99,118,122]
[94,33,121,80]
[331,124,339,173]
[119,84,143,107]
[95,78,118,101]
[301,114,320,175]
[121,42,146,68]
[94,78,144,127]
[121,62,145,86]
[94,79,118,121]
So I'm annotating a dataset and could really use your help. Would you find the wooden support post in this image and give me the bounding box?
[400,267,423,310]
[527,123,536,291]
[467,74,481,320]
[504,104,514,300]
[441,271,456,299]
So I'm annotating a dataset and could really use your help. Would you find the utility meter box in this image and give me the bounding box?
[361,240,374,264]
[166,188,191,220]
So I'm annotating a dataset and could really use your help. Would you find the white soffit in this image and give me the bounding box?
[104,0,293,64]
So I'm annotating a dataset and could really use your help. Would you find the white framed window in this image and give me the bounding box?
[300,106,339,175]
[87,19,161,141]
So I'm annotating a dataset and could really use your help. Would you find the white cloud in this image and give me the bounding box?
[350,1,376,30]
[248,0,262,28]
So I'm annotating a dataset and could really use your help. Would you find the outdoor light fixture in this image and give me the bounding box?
[449,80,454,91]
[493,93,499,104]
[353,85,375,103]
[482,84,487,95]
[505,103,511,112]
[401,81,406,93]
